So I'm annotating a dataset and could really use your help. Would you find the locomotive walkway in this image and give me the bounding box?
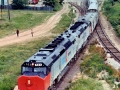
[0,3,70,47]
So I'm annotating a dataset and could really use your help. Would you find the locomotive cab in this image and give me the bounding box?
[21,61,50,77]
[18,60,51,90]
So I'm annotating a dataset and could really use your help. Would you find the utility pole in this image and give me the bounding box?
[1,0,3,19]
[7,0,10,21]
[0,6,2,19]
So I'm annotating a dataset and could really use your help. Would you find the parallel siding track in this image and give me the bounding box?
[96,19,120,62]
[69,2,85,16]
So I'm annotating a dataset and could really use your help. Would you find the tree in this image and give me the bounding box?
[11,0,28,9]
[43,0,55,7]
[43,0,63,7]
[59,0,64,4]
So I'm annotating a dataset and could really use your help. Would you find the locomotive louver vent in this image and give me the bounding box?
[47,43,57,48]
[64,41,72,49]
[70,22,84,30]
[67,35,70,38]
[43,57,46,59]
[52,55,57,59]
[39,48,54,52]
[36,54,47,56]
[45,37,64,49]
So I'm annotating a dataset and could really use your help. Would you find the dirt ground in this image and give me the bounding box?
[0,3,70,47]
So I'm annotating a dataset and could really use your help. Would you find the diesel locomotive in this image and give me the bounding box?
[18,0,99,90]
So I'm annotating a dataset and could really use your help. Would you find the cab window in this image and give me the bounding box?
[34,67,46,75]
[22,66,32,73]
[22,66,49,75]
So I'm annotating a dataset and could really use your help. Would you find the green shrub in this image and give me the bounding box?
[52,8,75,34]
[53,3,62,11]
[80,54,106,78]
[105,66,114,75]
[80,44,114,78]
[118,83,120,88]
[102,0,120,37]
[68,78,104,90]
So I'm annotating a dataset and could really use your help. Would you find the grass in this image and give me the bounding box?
[0,36,53,90]
[52,8,76,34]
[73,41,120,90]
[0,10,54,38]
[0,7,75,89]
[67,40,120,90]
[102,0,120,36]
[80,41,116,77]
[66,78,104,90]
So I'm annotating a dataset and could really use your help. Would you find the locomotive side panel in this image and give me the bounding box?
[88,13,98,32]
[93,14,98,31]
[85,27,89,41]
[50,43,77,84]
[51,58,61,84]
[60,52,68,70]
[85,26,91,40]
[67,45,75,61]
[70,34,78,54]
[74,37,79,52]
[77,30,85,50]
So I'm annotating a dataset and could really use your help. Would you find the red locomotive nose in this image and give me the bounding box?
[18,73,51,90]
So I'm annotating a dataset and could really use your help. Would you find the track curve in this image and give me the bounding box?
[96,19,120,62]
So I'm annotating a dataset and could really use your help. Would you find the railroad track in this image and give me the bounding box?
[69,2,86,16]
[96,19,120,62]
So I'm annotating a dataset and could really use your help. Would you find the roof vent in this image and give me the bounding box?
[43,57,46,59]
[82,19,85,20]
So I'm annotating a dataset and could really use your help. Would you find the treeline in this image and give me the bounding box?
[43,0,63,11]
[11,0,64,11]
[109,0,120,6]
[102,0,120,36]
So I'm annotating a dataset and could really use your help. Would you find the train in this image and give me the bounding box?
[18,0,99,90]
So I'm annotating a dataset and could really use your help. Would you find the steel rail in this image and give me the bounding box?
[69,2,85,16]
[96,18,120,62]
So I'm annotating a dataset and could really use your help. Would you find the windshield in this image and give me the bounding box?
[34,67,46,74]
[22,67,47,75]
